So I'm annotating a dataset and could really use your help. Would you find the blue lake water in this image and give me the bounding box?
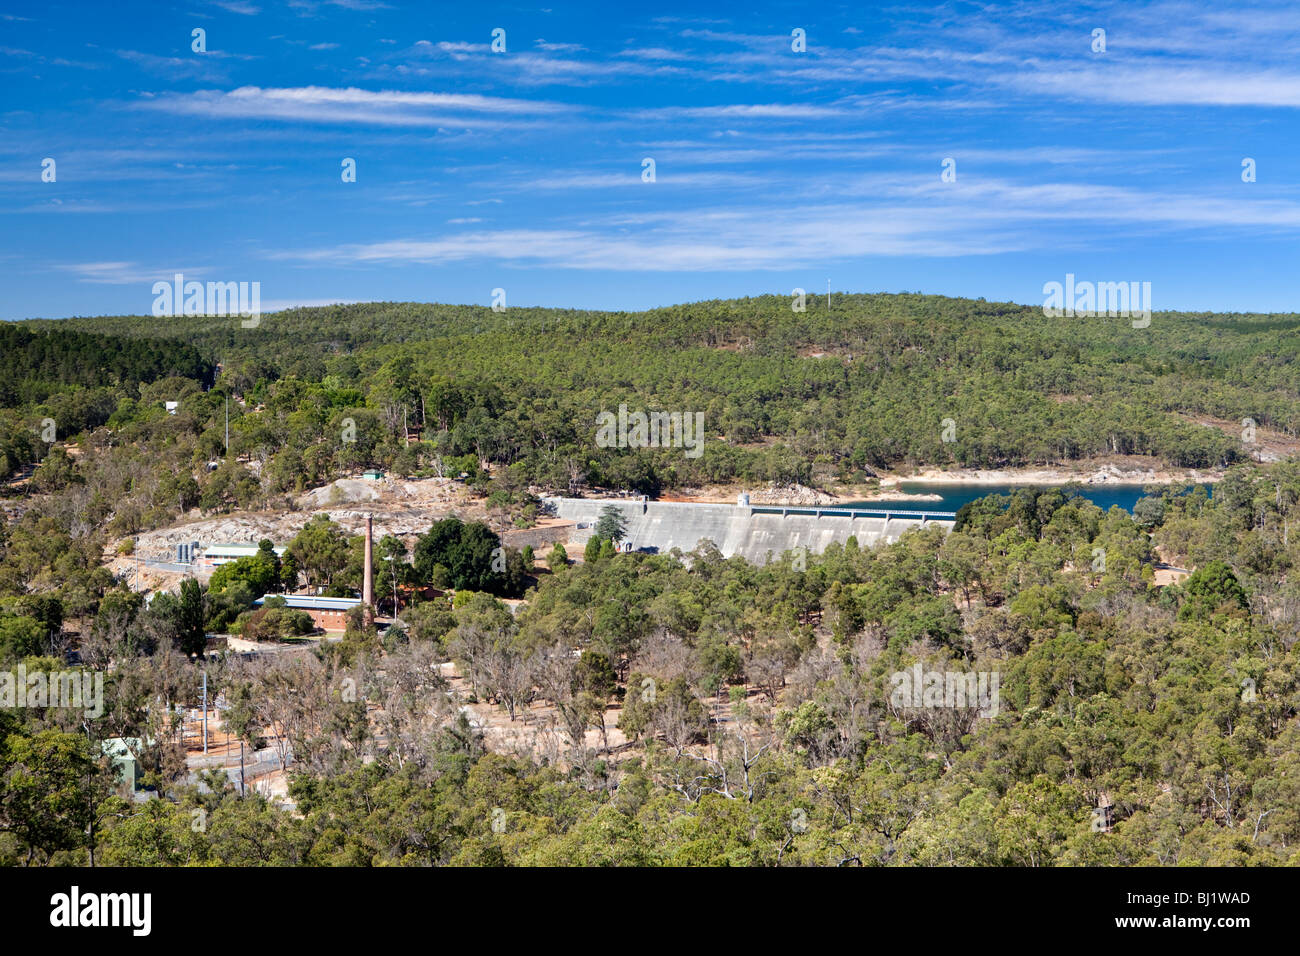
[846,482,1214,515]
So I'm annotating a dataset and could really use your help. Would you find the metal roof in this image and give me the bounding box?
[254,594,361,610]
[203,543,286,556]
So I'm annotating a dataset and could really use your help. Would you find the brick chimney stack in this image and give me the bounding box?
[363,513,374,624]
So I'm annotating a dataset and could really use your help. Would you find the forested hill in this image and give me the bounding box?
[8,293,1300,493]
[0,321,211,405]
[0,322,212,479]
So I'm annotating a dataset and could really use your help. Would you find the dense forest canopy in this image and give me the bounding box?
[6,293,1292,497]
[0,322,211,401]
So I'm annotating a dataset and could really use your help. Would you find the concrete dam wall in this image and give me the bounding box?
[543,497,955,565]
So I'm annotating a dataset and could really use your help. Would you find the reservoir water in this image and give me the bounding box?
[850,482,1214,515]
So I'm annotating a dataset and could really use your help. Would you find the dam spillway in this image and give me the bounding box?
[543,496,956,565]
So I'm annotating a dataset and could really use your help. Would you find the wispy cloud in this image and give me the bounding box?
[58,262,204,285]
[535,40,586,53]
[289,0,393,13]
[272,176,1300,272]
[1002,64,1300,107]
[633,103,849,120]
[114,49,231,82]
[209,0,261,14]
[130,85,576,128]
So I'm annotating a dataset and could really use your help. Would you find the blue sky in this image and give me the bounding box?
[3,0,1299,320]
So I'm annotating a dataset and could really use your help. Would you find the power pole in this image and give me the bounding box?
[224,394,229,456]
[83,718,96,867]
[385,554,397,615]
[201,665,208,755]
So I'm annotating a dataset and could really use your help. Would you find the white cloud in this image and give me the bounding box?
[58,262,204,285]
[130,85,576,128]
[210,0,261,14]
[1003,64,1300,107]
[270,175,1300,272]
[633,102,848,120]
[535,40,586,53]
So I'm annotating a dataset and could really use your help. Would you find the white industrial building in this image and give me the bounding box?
[196,542,286,570]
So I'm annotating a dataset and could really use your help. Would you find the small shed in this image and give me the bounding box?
[101,737,142,791]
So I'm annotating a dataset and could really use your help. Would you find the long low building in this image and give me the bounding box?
[198,542,286,570]
[253,594,360,631]
[543,495,955,564]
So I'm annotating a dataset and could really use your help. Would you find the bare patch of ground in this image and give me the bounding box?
[114,476,486,563]
[1152,565,1190,586]
[1181,413,1300,463]
[1152,546,1192,587]
[438,658,775,770]
[798,346,852,360]
[102,556,191,593]
[439,661,631,763]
